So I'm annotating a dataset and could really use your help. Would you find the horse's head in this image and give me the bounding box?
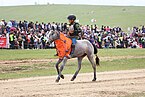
[47,30,60,45]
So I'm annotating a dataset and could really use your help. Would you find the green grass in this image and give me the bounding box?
[0,49,144,60]
[0,49,145,80]
[98,49,145,57]
[0,49,56,60]
[0,57,145,80]
[0,5,145,30]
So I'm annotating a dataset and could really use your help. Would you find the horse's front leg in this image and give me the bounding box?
[55,59,63,82]
[56,57,68,82]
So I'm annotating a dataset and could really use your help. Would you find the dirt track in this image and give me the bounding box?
[0,69,145,97]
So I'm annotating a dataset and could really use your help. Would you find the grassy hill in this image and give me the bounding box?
[0,4,145,30]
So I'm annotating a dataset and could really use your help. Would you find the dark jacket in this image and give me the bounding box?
[69,22,82,37]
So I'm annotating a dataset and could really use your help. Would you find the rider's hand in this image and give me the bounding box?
[69,25,74,34]
[69,30,74,34]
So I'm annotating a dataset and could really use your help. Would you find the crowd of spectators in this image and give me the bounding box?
[0,19,68,49]
[0,19,145,49]
[83,25,145,48]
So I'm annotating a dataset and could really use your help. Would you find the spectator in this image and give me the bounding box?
[9,30,15,49]
[0,19,145,49]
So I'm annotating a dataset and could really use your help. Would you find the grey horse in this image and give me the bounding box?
[47,31,100,82]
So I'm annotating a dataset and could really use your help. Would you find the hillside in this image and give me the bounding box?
[0,4,145,30]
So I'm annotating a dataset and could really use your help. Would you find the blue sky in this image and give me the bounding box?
[0,0,145,6]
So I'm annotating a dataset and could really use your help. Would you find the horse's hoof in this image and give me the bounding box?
[71,76,76,81]
[92,78,96,81]
[60,75,64,79]
[55,77,60,82]
[55,79,59,83]
[71,78,74,81]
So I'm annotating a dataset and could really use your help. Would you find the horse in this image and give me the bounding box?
[47,30,100,82]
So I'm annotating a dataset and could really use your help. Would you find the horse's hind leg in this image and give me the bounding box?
[87,54,97,81]
[71,56,85,81]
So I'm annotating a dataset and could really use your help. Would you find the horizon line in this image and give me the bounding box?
[0,3,145,7]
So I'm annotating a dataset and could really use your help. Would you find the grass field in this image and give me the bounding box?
[0,49,145,80]
[0,4,145,30]
[0,49,145,60]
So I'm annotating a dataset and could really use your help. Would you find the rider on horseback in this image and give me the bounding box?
[67,15,82,58]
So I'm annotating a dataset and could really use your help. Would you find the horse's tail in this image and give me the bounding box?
[95,55,100,66]
[92,43,97,54]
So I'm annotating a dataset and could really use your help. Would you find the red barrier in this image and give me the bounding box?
[0,37,7,48]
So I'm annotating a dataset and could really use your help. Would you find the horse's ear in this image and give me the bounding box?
[49,30,53,34]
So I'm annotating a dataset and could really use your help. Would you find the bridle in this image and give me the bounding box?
[48,31,60,44]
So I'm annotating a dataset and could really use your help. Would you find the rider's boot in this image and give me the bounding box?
[67,44,75,59]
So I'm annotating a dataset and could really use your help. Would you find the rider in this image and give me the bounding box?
[67,14,82,58]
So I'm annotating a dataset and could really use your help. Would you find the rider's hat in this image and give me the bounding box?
[67,15,76,20]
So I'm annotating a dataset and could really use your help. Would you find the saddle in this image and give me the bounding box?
[54,33,72,59]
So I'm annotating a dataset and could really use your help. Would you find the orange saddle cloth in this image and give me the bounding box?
[54,33,72,59]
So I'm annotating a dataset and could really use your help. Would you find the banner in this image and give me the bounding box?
[0,37,7,48]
